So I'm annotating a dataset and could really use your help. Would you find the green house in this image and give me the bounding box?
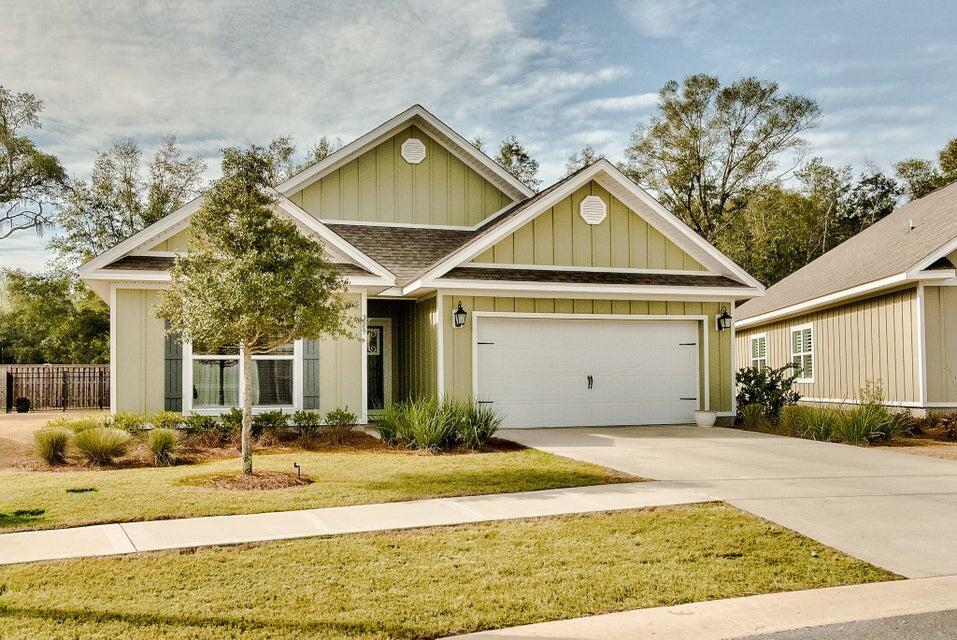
[79,105,763,428]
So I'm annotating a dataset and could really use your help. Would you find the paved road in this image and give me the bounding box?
[740,610,957,639]
[501,426,957,578]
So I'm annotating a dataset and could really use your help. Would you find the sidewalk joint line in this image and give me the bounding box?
[117,523,139,552]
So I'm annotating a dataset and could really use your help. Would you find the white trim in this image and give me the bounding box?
[317,201,518,232]
[908,235,957,276]
[749,332,768,369]
[800,397,954,409]
[130,250,178,257]
[275,105,533,200]
[737,270,957,328]
[109,284,117,414]
[462,263,725,276]
[366,316,392,416]
[410,160,764,294]
[425,278,760,299]
[470,312,709,418]
[360,290,368,424]
[917,283,928,405]
[181,340,303,414]
[435,287,740,304]
[729,307,737,417]
[789,322,815,384]
[436,294,445,398]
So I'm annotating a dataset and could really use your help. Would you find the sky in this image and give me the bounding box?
[2,0,956,271]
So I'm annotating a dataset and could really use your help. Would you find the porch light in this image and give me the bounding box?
[715,307,732,331]
[452,302,468,328]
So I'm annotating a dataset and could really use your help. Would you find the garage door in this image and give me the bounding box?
[475,317,699,428]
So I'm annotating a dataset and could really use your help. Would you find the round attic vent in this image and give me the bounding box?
[401,138,427,164]
[579,195,607,225]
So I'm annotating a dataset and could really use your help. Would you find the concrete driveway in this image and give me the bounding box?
[501,426,957,579]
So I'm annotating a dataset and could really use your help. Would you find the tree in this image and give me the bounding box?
[894,137,957,201]
[263,135,342,185]
[51,137,205,264]
[494,135,540,190]
[0,269,108,364]
[839,168,901,236]
[0,86,67,239]
[155,145,356,475]
[622,74,821,244]
[565,144,605,175]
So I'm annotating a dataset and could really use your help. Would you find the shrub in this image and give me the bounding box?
[324,407,358,443]
[739,403,769,431]
[800,406,839,441]
[149,411,187,430]
[183,414,235,447]
[220,408,244,438]
[254,410,290,444]
[110,412,147,433]
[290,409,324,441]
[73,427,132,465]
[456,400,501,450]
[34,428,72,465]
[148,428,180,465]
[779,405,811,436]
[736,363,801,422]
[46,416,105,433]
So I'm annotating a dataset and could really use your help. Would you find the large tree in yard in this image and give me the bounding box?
[622,74,821,244]
[155,146,356,475]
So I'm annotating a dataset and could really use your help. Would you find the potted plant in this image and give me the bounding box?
[14,397,30,413]
[693,409,717,427]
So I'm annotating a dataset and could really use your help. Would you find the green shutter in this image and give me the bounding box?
[303,338,321,409]
[164,321,183,412]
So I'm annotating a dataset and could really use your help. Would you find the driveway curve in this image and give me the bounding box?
[501,426,957,578]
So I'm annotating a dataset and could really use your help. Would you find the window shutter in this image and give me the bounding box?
[302,338,321,410]
[164,321,183,412]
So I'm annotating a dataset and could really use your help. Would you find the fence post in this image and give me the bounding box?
[4,371,11,413]
[61,369,68,412]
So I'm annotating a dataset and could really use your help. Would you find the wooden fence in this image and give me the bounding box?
[3,364,109,412]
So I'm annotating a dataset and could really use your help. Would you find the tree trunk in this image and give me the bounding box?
[241,344,253,475]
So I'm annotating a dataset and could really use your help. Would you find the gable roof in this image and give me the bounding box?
[407,159,765,294]
[737,181,957,325]
[275,104,534,202]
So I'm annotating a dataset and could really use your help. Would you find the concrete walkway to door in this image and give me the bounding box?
[501,426,957,579]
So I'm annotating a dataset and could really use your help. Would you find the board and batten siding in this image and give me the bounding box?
[736,287,920,404]
[112,288,363,415]
[406,296,439,399]
[149,229,190,252]
[471,180,705,271]
[923,286,957,403]
[288,125,511,227]
[440,296,732,413]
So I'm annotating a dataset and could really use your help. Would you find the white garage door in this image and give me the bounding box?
[475,317,700,428]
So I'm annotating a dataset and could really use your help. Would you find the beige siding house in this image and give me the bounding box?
[736,182,957,411]
[80,105,763,428]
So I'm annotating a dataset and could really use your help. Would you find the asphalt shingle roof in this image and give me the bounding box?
[737,181,957,321]
[443,266,744,287]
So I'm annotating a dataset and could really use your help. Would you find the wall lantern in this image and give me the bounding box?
[452,301,468,328]
[715,307,732,331]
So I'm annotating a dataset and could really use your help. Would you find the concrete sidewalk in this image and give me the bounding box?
[0,481,710,565]
[449,575,957,639]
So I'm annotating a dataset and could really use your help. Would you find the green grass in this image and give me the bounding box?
[0,504,894,640]
[0,448,633,533]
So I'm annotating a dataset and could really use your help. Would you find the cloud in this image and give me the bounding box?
[615,0,725,41]
[567,93,658,118]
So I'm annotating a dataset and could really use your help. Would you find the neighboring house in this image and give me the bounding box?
[736,181,957,413]
[79,105,763,428]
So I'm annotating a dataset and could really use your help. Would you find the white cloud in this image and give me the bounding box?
[616,0,724,41]
[566,93,658,118]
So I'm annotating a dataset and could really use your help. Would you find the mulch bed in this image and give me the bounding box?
[194,471,314,491]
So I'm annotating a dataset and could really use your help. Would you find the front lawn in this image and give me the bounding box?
[0,504,895,640]
[0,446,632,533]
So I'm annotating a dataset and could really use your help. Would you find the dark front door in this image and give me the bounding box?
[367,325,385,411]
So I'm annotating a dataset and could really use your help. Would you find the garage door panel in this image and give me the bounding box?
[476,317,701,428]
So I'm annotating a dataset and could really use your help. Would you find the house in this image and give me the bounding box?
[79,105,763,428]
[736,181,957,413]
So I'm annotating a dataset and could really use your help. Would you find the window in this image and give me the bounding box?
[189,343,297,410]
[750,334,767,369]
[790,324,814,382]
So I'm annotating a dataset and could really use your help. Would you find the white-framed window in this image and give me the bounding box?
[790,323,814,382]
[750,333,767,369]
[185,341,302,413]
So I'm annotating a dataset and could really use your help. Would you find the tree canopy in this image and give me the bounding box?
[493,135,540,190]
[50,137,205,264]
[565,144,605,176]
[622,74,821,244]
[0,86,67,239]
[155,144,356,474]
[894,137,957,200]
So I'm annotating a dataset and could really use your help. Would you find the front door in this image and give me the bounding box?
[366,318,392,413]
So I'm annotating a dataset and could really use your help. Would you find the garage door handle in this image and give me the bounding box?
[680,397,697,401]
[678,342,697,346]
[587,375,593,389]
[477,400,494,404]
